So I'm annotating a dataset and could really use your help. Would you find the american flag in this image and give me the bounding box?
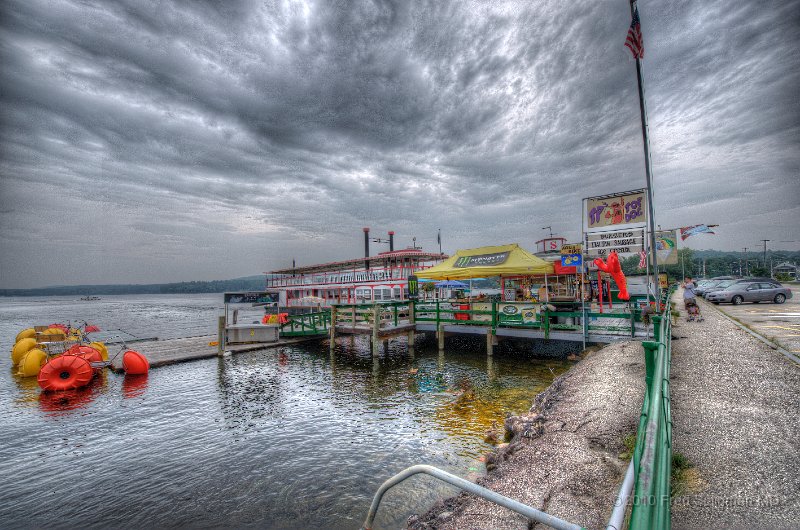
[625,4,644,59]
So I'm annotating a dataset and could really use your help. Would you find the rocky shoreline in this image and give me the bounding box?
[409,340,647,530]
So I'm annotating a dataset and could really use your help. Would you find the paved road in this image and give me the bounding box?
[703,285,800,353]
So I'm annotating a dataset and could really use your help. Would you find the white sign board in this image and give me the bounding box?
[583,190,648,234]
[586,229,645,257]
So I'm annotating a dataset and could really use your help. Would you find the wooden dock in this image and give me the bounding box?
[108,335,321,372]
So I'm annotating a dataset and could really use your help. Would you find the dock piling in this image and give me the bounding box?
[372,305,381,354]
[329,306,337,354]
[217,316,226,355]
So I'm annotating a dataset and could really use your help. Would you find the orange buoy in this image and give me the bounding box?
[122,350,149,375]
[38,355,94,391]
[66,344,103,363]
[89,341,109,361]
[79,349,102,364]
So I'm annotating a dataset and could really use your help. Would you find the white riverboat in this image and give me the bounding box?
[265,229,446,308]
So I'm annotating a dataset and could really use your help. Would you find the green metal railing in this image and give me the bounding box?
[280,310,332,336]
[412,300,646,339]
[608,286,674,530]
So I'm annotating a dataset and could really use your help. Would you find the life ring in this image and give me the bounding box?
[38,355,94,391]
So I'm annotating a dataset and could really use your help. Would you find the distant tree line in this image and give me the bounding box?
[621,249,800,281]
[0,276,266,297]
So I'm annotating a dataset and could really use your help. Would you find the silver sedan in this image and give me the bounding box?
[705,281,793,305]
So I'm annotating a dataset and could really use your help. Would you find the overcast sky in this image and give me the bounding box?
[1,0,798,288]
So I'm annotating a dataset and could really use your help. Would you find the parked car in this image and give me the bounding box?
[706,281,792,305]
[700,277,776,299]
[700,279,739,298]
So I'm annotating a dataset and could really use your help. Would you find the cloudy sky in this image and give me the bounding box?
[1,0,798,288]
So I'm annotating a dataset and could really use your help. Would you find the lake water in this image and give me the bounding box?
[0,294,572,529]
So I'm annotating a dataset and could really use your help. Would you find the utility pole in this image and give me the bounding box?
[681,250,685,279]
[743,247,748,276]
[760,239,770,269]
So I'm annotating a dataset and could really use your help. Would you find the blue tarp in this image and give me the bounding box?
[435,280,468,288]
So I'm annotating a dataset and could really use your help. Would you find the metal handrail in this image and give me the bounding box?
[607,286,675,530]
[361,464,584,530]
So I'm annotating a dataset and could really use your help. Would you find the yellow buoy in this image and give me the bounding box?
[89,341,109,361]
[17,348,47,377]
[15,328,36,343]
[11,338,38,366]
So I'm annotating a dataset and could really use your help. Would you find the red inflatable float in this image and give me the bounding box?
[65,344,103,363]
[38,355,94,391]
[122,350,150,375]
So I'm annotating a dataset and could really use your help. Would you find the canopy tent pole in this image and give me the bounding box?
[544,274,549,303]
[597,271,604,314]
[580,268,586,349]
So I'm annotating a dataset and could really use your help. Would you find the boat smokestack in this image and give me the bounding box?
[363,227,370,270]
[388,231,394,252]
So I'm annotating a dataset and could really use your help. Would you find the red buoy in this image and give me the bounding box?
[122,350,150,375]
[38,355,94,391]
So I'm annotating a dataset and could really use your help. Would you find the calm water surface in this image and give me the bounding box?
[0,294,571,529]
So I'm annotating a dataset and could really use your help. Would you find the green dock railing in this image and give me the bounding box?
[629,288,673,529]
[279,298,653,340]
[608,286,674,530]
[412,300,646,339]
[280,310,331,336]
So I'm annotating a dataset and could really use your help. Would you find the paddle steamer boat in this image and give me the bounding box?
[265,228,446,308]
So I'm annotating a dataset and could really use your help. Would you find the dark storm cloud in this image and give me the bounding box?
[1,0,798,287]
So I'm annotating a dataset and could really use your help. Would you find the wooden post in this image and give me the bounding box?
[486,330,494,356]
[407,330,415,356]
[372,304,380,353]
[329,306,337,354]
[217,315,226,355]
[438,323,445,351]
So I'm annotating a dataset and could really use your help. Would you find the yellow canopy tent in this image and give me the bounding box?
[416,243,554,280]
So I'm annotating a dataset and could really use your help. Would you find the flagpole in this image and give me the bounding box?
[629,0,659,301]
